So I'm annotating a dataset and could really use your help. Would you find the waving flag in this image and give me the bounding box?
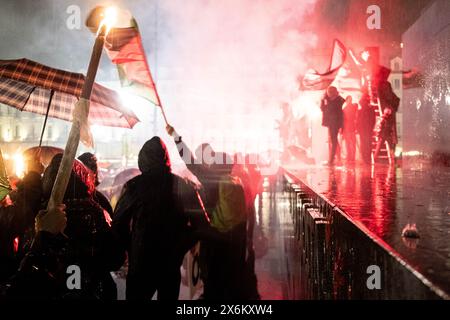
[86,7,161,106]
[301,39,347,90]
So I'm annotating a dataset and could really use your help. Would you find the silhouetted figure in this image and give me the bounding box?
[204,153,247,300]
[0,167,42,283]
[113,137,204,300]
[166,125,220,214]
[78,152,113,218]
[320,86,344,165]
[6,154,124,299]
[373,80,399,163]
[342,96,358,163]
[357,92,376,164]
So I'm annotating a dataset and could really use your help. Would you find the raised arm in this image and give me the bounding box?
[166,124,198,173]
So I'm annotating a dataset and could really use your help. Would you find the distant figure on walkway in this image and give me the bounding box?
[320,86,344,165]
[374,79,400,163]
[357,91,376,164]
[342,96,358,164]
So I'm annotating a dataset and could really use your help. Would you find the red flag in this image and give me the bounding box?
[86,7,161,106]
[301,39,347,90]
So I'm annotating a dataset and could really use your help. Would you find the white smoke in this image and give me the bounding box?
[153,0,318,154]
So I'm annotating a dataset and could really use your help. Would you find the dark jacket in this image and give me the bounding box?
[5,155,124,299]
[112,137,205,299]
[113,173,199,271]
[378,81,400,112]
[175,140,221,214]
[0,171,42,282]
[357,93,376,135]
[320,95,345,129]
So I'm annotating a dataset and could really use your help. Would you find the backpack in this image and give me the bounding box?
[211,176,247,233]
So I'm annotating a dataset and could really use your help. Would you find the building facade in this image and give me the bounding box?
[402,0,450,155]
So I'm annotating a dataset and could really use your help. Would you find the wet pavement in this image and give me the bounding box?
[253,190,295,299]
[284,158,450,295]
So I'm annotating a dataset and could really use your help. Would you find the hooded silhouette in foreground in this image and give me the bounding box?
[112,137,207,300]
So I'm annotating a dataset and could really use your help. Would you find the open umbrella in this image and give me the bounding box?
[0,58,140,146]
[23,146,63,168]
[113,167,140,187]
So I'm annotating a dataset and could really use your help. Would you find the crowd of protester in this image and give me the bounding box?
[0,125,264,300]
[320,78,399,166]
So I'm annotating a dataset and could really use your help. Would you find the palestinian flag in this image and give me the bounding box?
[300,39,347,91]
[0,148,11,202]
[86,7,161,106]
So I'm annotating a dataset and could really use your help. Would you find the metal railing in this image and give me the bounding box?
[283,171,446,300]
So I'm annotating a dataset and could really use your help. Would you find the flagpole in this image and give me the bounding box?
[135,32,169,126]
[155,86,168,125]
[47,25,106,211]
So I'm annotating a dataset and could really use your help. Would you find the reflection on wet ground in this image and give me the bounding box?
[285,159,450,295]
[253,182,304,300]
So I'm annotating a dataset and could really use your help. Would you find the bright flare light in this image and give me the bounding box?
[361,50,370,62]
[13,153,25,178]
[97,6,118,36]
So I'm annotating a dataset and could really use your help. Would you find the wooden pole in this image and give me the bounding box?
[39,90,54,148]
[47,26,106,211]
[135,32,168,126]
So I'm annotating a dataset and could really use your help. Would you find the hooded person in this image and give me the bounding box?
[5,154,124,299]
[201,152,248,300]
[112,137,207,300]
[78,152,114,218]
[373,68,400,163]
[0,159,43,284]
[166,125,220,215]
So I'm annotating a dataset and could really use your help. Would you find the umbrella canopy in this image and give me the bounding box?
[0,58,139,128]
[113,167,140,187]
[23,146,63,168]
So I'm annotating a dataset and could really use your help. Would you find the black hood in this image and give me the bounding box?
[138,137,171,174]
[42,154,95,200]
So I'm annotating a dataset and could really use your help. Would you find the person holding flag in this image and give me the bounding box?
[86,6,166,118]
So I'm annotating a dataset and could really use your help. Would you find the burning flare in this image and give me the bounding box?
[96,6,118,36]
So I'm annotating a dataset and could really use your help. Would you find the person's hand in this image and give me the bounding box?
[166,124,181,140]
[35,204,67,235]
[166,124,175,136]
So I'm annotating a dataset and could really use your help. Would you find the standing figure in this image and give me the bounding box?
[357,91,376,164]
[78,152,113,219]
[112,137,204,300]
[206,153,247,300]
[320,86,345,165]
[6,154,124,299]
[373,81,399,163]
[342,96,358,164]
